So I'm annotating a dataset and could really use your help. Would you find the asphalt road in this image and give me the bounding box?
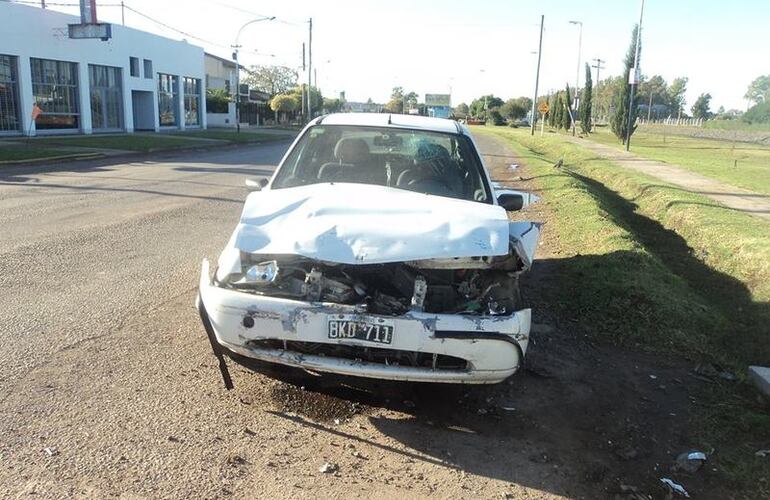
[0,137,704,499]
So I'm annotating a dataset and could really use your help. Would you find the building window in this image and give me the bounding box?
[129,57,139,77]
[183,77,201,126]
[0,54,21,133]
[143,59,152,79]
[157,73,178,127]
[30,58,80,130]
[89,64,123,131]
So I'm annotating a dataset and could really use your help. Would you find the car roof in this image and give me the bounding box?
[312,113,465,135]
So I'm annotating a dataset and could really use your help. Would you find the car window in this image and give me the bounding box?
[271,125,492,203]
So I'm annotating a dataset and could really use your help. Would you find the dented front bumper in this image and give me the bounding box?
[198,259,530,385]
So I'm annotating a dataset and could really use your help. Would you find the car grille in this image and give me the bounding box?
[247,339,469,371]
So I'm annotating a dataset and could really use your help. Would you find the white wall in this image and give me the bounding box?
[0,2,206,135]
[206,102,236,128]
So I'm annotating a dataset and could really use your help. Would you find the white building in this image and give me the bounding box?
[204,52,237,128]
[0,2,206,136]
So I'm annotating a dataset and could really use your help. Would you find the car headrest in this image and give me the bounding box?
[334,138,370,163]
[416,142,450,162]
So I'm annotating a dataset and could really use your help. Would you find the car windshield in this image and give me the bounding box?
[270,125,492,203]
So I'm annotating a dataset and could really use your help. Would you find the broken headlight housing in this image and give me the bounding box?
[233,260,279,285]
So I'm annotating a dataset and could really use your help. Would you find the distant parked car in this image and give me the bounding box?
[198,113,541,387]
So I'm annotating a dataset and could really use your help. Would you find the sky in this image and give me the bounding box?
[30,0,770,111]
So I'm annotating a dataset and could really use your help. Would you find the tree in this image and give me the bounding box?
[383,98,403,113]
[744,75,770,105]
[611,24,641,143]
[742,101,770,124]
[500,97,531,122]
[470,95,504,119]
[667,77,688,119]
[487,109,504,126]
[691,93,712,120]
[323,97,344,113]
[288,85,322,111]
[579,63,593,133]
[553,94,564,128]
[594,76,622,121]
[243,65,298,96]
[270,93,300,112]
[454,103,469,118]
[562,85,573,131]
[638,74,667,118]
[548,93,557,127]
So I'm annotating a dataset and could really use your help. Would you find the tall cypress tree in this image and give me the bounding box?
[579,63,593,133]
[562,85,572,131]
[611,24,641,142]
[548,93,556,127]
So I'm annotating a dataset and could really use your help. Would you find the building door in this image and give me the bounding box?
[0,54,21,134]
[131,90,154,131]
[89,64,123,131]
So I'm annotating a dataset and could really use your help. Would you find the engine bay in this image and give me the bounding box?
[219,253,523,316]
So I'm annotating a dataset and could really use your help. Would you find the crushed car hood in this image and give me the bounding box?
[230,183,511,265]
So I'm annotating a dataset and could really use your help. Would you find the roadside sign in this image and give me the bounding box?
[538,101,549,114]
[628,66,640,85]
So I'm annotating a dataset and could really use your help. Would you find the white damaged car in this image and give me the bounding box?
[197,113,540,388]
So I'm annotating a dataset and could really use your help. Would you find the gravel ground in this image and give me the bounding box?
[0,135,724,499]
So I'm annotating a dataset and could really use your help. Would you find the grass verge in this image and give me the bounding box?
[29,135,205,152]
[475,125,769,494]
[587,126,770,195]
[0,146,81,162]
[178,130,288,143]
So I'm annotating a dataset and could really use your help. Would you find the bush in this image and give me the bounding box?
[742,101,770,124]
[487,109,505,126]
[206,88,230,114]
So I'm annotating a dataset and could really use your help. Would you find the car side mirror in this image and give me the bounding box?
[245,178,268,191]
[497,193,525,211]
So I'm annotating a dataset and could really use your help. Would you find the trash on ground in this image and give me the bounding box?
[674,451,707,473]
[660,478,690,498]
[43,447,58,457]
[319,462,339,474]
[755,449,770,457]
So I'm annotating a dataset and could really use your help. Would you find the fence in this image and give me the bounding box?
[637,117,704,127]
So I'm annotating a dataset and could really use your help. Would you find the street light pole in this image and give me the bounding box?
[625,0,645,151]
[233,16,275,133]
[568,20,583,112]
[530,14,544,136]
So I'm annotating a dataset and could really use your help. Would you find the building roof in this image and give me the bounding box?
[314,113,462,135]
[204,52,237,68]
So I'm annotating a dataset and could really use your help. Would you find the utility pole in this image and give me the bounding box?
[41,1,46,8]
[591,58,605,85]
[568,20,583,112]
[591,58,604,120]
[625,0,645,151]
[530,14,544,136]
[302,43,306,121]
[307,17,313,121]
[121,1,125,25]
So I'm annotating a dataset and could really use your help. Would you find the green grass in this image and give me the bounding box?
[178,130,288,144]
[0,146,83,162]
[478,126,770,365]
[474,125,770,495]
[704,119,770,132]
[587,127,770,195]
[31,134,205,152]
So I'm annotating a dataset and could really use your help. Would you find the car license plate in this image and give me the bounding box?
[328,315,394,345]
